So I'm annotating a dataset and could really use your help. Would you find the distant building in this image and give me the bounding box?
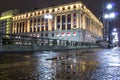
[12,1,103,43]
[0,9,19,37]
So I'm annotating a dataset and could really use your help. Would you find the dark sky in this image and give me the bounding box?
[0,0,120,27]
[0,0,103,17]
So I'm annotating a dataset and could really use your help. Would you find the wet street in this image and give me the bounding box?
[0,47,120,80]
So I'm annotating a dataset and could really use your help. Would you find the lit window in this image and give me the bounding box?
[67,32,71,36]
[62,32,65,36]
[56,33,60,36]
[73,32,76,36]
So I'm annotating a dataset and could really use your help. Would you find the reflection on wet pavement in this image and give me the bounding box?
[0,48,120,80]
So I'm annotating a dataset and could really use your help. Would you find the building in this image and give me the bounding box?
[12,1,103,43]
[0,9,19,37]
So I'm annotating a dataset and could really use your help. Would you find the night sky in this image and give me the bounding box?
[0,0,120,28]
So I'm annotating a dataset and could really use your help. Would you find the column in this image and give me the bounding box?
[65,14,67,30]
[79,12,82,29]
[76,12,79,29]
[60,15,62,30]
[27,20,30,32]
[40,18,41,31]
[48,19,52,31]
[54,15,57,30]
[83,14,86,29]
[71,13,74,29]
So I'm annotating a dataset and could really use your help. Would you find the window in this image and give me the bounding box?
[41,18,44,31]
[30,14,32,16]
[37,19,40,32]
[73,13,76,17]
[34,13,36,16]
[26,14,28,17]
[42,11,44,14]
[86,17,90,29]
[74,5,76,9]
[67,14,71,29]
[62,7,65,10]
[41,23,44,31]
[52,33,54,37]
[34,19,36,32]
[45,33,48,37]
[45,22,48,31]
[38,12,40,15]
[52,9,55,12]
[30,20,32,32]
[23,22,24,33]
[20,22,22,33]
[68,6,70,9]
[46,10,49,13]
[17,23,19,33]
[62,15,66,30]
[73,13,76,28]
[57,16,60,29]
[41,33,43,37]
[52,17,55,31]
[57,8,60,11]
[25,21,27,32]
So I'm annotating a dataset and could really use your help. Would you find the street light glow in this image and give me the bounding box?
[109,12,115,18]
[104,12,116,19]
[104,14,109,19]
[113,28,117,31]
[106,4,113,9]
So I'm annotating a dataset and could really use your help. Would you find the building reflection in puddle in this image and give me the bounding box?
[34,51,99,80]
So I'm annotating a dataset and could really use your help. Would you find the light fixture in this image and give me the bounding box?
[44,14,53,19]
[104,12,116,19]
[106,4,113,9]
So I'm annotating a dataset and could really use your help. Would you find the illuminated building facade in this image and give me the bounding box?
[0,9,19,37]
[12,1,103,43]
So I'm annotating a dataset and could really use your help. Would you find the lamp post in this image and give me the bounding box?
[103,3,116,48]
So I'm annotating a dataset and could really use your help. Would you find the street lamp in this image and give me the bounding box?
[112,28,119,46]
[103,3,116,48]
